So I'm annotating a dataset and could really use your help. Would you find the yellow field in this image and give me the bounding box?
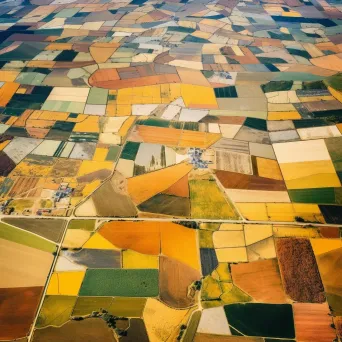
[143,299,189,342]
[280,160,341,189]
[310,239,342,255]
[244,224,272,245]
[181,84,217,109]
[127,163,193,205]
[215,247,248,262]
[273,225,320,238]
[62,230,91,248]
[122,250,159,269]
[161,222,199,271]
[256,157,283,180]
[213,231,245,248]
[74,116,100,133]
[83,232,118,250]
[77,160,113,177]
[47,271,85,296]
[237,203,325,222]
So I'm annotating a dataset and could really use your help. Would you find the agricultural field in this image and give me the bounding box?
[0,219,341,341]
[0,0,342,340]
[0,0,340,221]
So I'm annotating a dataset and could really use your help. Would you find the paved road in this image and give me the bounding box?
[2,213,340,227]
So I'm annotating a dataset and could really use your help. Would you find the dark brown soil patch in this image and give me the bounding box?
[319,226,340,238]
[276,238,325,303]
[216,170,286,191]
[0,151,16,176]
[120,318,149,342]
[32,318,116,342]
[0,286,43,340]
[194,334,263,341]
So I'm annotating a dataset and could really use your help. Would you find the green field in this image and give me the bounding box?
[288,188,336,204]
[72,297,113,316]
[121,141,140,160]
[0,222,56,253]
[79,269,159,297]
[224,303,295,339]
[68,219,95,231]
[37,296,77,328]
